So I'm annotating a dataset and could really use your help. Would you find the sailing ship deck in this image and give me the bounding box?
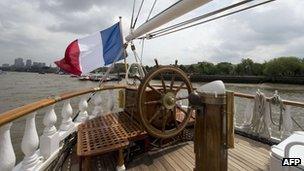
[63,134,271,171]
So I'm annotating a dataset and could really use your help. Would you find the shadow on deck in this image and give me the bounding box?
[63,134,270,171]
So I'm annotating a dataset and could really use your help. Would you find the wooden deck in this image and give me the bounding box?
[62,134,270,171]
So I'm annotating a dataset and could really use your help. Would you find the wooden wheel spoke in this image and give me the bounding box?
[176,96,188,101]
[160,74,167,93]
[162,110,169,132]
[175,82,185,93]
[170,74,175,91]
[149,108,162,123]
[145,100,160,105]
[171,109,179,128]
[148,84,162,95]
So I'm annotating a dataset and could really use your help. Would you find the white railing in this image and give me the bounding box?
[233,91,304,143]
[0,85,124,171]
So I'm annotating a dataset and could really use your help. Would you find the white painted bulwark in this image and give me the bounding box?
[40,105,60,159]
[60,100,75,131]
[0,123,16,171]
[76,95,89,122]
[92,92,103,118]
[21,112,42,171]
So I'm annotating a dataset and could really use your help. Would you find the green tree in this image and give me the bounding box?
[196,62,216,75]
[179,65,187,72]
[234,58,254,75]
[188,65,197,74]
[215,62,233,75]
[263,57,304,76]
[252,63,265,76]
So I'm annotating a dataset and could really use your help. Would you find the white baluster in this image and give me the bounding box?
[92,92,103,118]
[40,105,59,159]
[60,100,75,131]
[108,90,115,113]
[0,123,16,171]
[43,105,57,135]
[21,112,41,170]
[76,95,89,122]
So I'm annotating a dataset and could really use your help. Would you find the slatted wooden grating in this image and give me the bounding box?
[77,112,147,157]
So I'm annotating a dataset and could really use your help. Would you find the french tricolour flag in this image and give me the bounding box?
[55,22,125,76]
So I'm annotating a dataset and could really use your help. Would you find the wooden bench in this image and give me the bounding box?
[77,112,147,171]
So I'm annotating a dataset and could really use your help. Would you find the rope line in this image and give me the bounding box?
[142,0,276,39]
[140,38,145,64]
[132,0,145,29]
[146,0,157,22]
[130,0,136,29]
[149,0,255,36]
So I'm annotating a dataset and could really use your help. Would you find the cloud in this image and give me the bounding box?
[0,0,303,66]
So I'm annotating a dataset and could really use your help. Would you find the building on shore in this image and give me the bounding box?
[25,59,32,68]
[14,58,24,68]
[2,64,10,68]
[32,62,46,68]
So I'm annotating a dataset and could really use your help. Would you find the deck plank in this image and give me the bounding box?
[66,134,270,171]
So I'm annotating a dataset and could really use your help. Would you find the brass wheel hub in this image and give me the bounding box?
[162,92,176,110]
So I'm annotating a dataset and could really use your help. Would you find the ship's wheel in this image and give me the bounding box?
[137,62,193,139]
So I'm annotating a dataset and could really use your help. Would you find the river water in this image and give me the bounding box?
[0,72,303,162]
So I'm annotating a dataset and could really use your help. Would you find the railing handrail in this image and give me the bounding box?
[234,92,304,108]
[1,84,303,127]
[0,84,127,127]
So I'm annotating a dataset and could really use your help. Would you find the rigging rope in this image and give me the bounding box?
[132,0,145,29]
[268,91,285,128]
[149,0,255,37]
[146,0,157,22]
[140,38,145,64]
[130,0,136,29]
[142,0,276,39]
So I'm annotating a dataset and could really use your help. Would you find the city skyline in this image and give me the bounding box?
[2,57,48,68]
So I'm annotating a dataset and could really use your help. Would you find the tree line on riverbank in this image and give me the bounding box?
[144,56,304,77]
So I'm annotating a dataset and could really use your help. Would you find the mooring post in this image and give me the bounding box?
[189,81,228,171]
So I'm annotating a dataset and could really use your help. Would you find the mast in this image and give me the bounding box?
[125,0,212,41]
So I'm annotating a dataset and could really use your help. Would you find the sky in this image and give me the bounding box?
[0,0,303,66]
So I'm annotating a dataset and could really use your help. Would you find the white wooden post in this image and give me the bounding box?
[91,92,103,118]
[21,112,41,170]
[40,105,60,159]
[60,100,75,131]
[0,123,16,171]
[76,95,89,122]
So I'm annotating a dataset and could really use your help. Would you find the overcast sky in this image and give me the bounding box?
[0,0,303,66]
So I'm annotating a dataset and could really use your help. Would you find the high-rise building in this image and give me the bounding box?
[25,59,32,67]
[14,58,24,68]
